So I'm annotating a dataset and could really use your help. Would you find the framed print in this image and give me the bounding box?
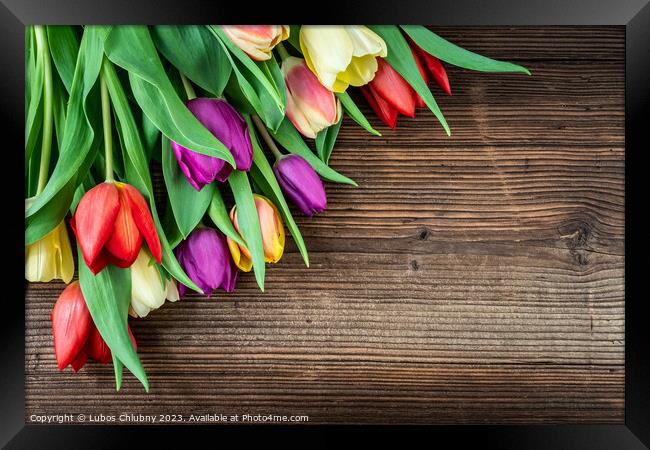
[3,0,649,447]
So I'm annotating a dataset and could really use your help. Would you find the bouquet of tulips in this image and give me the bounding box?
[25,25,529,390]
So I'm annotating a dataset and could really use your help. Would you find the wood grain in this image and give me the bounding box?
[25,26,625,424]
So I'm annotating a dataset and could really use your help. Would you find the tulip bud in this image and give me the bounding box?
[411,47,429,108]
[51,282,93,371]
[360,58,417,129]
[406,36,452,96]
[71,182,161,274]
[51,282,138,372]
[25,218,74,284]
[300,26,387,93]
[172,98,253,191]
[282,57,341,139]
[84,326,112,364]
[83,324,137,364]
[273,155,327,217]
[129,249,180,318]
[174,227,238,297]
[227,195,285,271]
[221,25,290,61]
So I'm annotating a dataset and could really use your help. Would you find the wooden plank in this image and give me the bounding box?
[24,26,624,424]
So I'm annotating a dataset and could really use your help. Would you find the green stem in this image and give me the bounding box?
[100,64,114,182]
[180,73,196,100]
[276,42,290,61]
[252,115,282,160]
[34,26,53,195]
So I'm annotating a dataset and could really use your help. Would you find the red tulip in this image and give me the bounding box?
[411,47,429,108]
[52,281,138,372]
[407,36,452,96]
[51,282,93,371]
[360,58,417,129]
[84,326,112,364]
[71,182,161,274]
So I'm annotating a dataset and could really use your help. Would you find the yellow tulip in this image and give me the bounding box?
[227,194,285,271]
[129,249,179,318]
[300,26,387,93]
[25,220,74,284]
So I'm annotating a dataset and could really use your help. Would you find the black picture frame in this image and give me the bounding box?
[4,0,648,447]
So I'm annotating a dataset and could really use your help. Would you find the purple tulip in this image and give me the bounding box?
[174,227,238,297]
[172,98,253,191]
[273,155,327,217]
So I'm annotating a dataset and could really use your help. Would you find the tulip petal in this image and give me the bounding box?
[337,55,380,88]
[51,282,93,370]
[227,236,252,272]
[70,351,88,372]
[344,26,387,58]
[273,155,327,217]
[222,25,289,61]
[130,249,167,318]
[283,57,339,139]
[254,195,285,263]
[175,228,238,294]
[411,47,429,108]
[300,26,354,91]
[370,59,416,118]
[72,182,120,271]
[184,98,253,175]
[84,325,112,364]
[87,249,111,275]
[410,40,452,96]
[25,220,74,284]
[360,85,398,129]
[104,186,142,268]
[165,279,180,302]
[119,183,162,264]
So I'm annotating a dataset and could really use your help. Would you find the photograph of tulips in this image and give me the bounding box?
[25,25,624,424]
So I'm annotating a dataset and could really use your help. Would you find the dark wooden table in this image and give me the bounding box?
[25,26,625,424]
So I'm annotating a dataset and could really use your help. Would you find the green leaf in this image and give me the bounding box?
[25,26,35,107]
[47,26,80,94]
[245,116,309,267]
[207,187,247,248]
[77,245,149,392]
[102,58,202,294]
[269,118,356,186]
[161,136,215,238]
[151,25,231,97]
[315,115,343,163]
[369,25,450,136]
[26,26,106,217]
[102,60,153,194]
[52,76,68,150]
[228,170,265,291]
[25,27,44,167]
[140,110,160,162]
[336,91,380,137]
[26,26,110,225]
[207,26,285,131]
[112,356,123,391]
[287,25,301,52]
[70,172,96,215]
[161,198,183,249]
[255,54,287,130]
[103,26,235,165]
[401,25,531,75]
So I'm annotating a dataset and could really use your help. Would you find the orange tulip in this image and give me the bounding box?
[227,195,285,271]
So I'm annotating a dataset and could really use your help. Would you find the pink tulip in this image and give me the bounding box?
[221,25,290,61]
[282,56,341,139]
